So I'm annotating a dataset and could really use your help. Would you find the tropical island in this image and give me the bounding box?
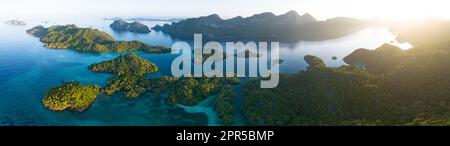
[88,53,240,101]
[104,75,152,98]
[89,54,159,98]
[4,19,26,26]
[109,19,151,33]
[243,21,450,125]
[343,43,404,74]
[85,50,243,103]
[167,76,240,106]
[34,10,450,126]
[43,82,100,112]
[152,10,371,41]
[42,52,242,112]
[89,54,158,76]
[26,24,171,53]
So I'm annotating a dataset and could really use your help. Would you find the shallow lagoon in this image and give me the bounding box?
[0,17,410,125]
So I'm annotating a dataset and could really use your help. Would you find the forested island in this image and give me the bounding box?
[243,19,450,125]
[44,53,241,120]
[43,82,100,112]
[27,25,171,53]
[167,77,240,106]
[36,12,450,126]
[89,54,158,76]
[152,10,371,41]
[110,19,151,33]
[89,54,238,100]
[89,54,159,98]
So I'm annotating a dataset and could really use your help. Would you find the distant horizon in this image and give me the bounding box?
[2,10,449,23]
[1,0,449,21]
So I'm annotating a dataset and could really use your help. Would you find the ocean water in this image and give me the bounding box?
[0,17,410,126]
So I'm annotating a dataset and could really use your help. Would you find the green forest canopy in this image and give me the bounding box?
[27,24,171,53]
[243,19,450,125]
[43,82,100,112]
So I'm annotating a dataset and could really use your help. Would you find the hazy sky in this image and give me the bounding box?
[1,0,448,20]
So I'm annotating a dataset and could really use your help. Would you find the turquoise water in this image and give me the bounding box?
[0,17,410,125]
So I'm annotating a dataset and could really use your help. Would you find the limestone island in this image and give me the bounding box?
[343,43,404,73]
[44,53,241,118]
[89,54,159,98]
[89,53,240,101]
[43,82,100,112]
[26,25,170,53]
[153,10,371,42]
[167,76,240,106]
[89,53,158,76]
[110,19,151,33]
[243,35,450,126]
